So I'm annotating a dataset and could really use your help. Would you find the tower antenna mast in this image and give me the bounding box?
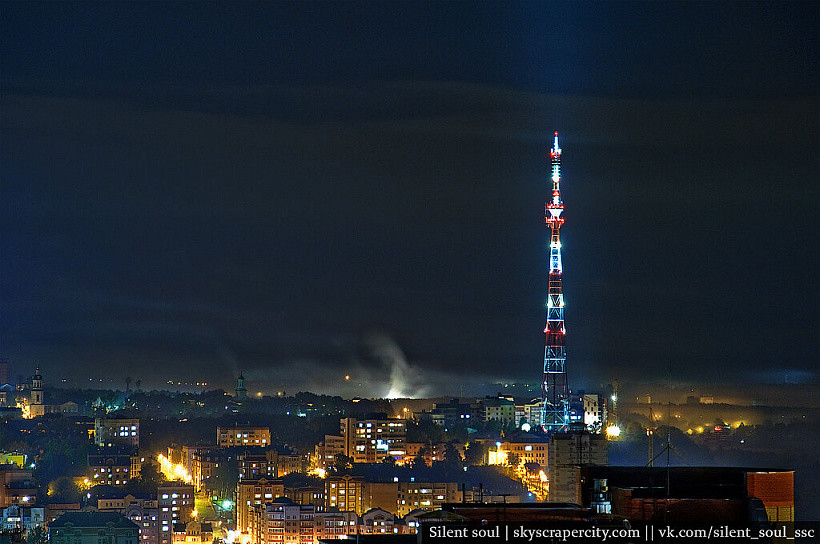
[542,132,570,430]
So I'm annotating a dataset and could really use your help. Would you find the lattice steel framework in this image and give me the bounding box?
[542,132,569,430]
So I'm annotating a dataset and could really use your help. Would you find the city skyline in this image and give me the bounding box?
[1,2,818,396]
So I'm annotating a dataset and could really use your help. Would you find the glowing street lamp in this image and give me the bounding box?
[605,425,621,439]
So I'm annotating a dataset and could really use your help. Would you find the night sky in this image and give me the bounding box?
[1,2,817,396]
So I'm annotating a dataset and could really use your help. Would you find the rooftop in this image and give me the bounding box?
[49,511,139,529]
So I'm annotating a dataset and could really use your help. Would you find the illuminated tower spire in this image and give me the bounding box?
[542,132,569,430]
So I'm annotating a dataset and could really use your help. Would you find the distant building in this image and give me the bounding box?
[429,398,475,428]
[237,447,303,482]
[49,512,139,544]
[282,478,324,509]
[58,401,80,414]
[314,435,346,469]
[582,394,604,431]
[360,507,395,535]
[276,449,304,476]
[167,445,209,480]
[217,425,270,448]
[0,453,26,468]
[249,498,315,544]
[491,432,549,468]
[396,482,461,517]
[191,448,227,491]
[22,367,79,418]
[480,397,515,426]
[93,489,159,544]
[0,384,16,408]
[171,520,213,544]
[237,451,271,481]
[0,505,44,533]
[248,499,418,543]
[313,510,357,541]
[403,442,464,467]
[88,448,134,486]
[0,464,37,507]
[29,368,44,417]
[564,391,607,429]
[515,398,544,428]
[130,455,145,479]
[325,465,524,517]
[95,418,140,448]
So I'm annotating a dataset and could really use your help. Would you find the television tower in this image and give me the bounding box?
[542,132,569,430]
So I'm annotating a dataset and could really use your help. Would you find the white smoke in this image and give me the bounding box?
[361,332,428,399]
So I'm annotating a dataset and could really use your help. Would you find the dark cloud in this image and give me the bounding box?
[1,1,817,394]
[2,81,817,394]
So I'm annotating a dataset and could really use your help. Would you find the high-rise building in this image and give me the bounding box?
[337,417,406,464]
[157,484,195,544]
[325,474,366,515]
[234,478,285,535]
[542,132,570,430]
[548,431,608,503]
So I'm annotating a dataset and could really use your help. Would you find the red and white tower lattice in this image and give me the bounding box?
[542,132,569,430]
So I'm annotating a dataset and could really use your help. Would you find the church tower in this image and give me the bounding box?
[30,367,45,417]
[235,372,248,401]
